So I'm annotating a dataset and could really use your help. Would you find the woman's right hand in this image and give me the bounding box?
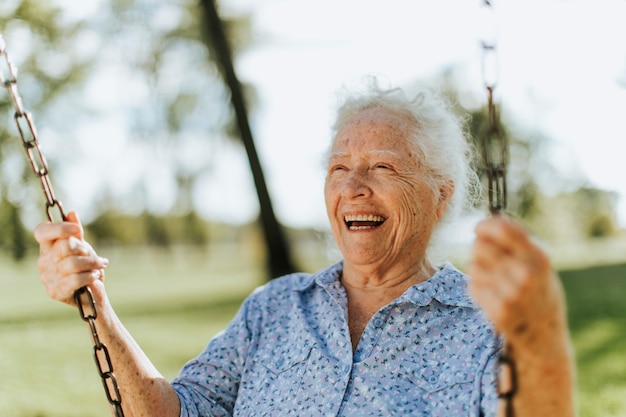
[34,211,109,307]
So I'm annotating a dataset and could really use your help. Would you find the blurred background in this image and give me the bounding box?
[1,0,625,416]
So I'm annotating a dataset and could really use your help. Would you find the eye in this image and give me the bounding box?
[374,163,392,170]
[329,164,347,173]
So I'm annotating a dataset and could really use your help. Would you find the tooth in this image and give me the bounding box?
[344,214,384,222]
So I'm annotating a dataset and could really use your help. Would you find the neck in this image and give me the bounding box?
[341,258,436,292]
[340,258,437,353]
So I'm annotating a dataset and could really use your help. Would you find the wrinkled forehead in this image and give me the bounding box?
[330,148,403,158]
[337,106,417,132]
[330,106,420,155]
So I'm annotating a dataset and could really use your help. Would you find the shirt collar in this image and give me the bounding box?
[292,260,343,292]
[397,262,477,308]
[294,261,476,309]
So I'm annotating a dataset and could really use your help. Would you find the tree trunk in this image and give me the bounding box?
[198,0,297,279]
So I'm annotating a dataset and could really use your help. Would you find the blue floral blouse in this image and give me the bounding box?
[172,261,499,416]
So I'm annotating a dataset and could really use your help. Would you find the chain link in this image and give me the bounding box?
[479,2,516,416]
[496,349,517,417]
[480,0,508,214]
[0,33,125,417]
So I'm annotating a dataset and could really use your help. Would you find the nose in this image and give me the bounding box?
[341,168,372,199]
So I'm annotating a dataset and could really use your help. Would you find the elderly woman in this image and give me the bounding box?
[35,83,575,417]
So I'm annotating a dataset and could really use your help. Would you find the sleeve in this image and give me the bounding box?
[171,293,258,417]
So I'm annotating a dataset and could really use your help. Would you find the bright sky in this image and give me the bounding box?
[207,0,626,228]
[26,0,626,229]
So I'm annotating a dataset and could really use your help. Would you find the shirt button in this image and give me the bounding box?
[276,357,285,367]
[373,318,384,327]
[428,375,438,384]
[343,364,351,374]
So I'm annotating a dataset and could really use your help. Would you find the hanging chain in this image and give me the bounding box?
[479,2,516,417]
[0,33,125,417]
[480,0,508,214]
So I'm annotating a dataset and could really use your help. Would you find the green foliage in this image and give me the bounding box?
[560,263,626,417]
[442,78,620,243]
[142,212,173,247]
[84,210,210,248]
[1,1,93,262]
[523,187,620,243]
[1,0,254,229]
[575,188,619,238]
[181,210,210,246]
[589,216,615,238]
[0,198,33,260]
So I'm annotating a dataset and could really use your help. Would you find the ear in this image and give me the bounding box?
[435,180,455,220]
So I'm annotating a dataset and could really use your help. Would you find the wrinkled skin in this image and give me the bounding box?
[35,211,108,306]
[325,107,452,285]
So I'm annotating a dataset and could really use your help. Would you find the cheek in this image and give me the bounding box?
[324,173,347,203]
[324,180,340,220]
[323,180,334,208]
[396,182,438,224]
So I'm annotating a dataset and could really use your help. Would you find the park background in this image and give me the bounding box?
[1,0,626,416]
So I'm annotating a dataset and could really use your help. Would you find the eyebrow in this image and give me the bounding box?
[328,149,403,159]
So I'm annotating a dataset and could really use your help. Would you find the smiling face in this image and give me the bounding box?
[325,107,451,273]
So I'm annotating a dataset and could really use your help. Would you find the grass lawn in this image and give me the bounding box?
[560,263,626,417]
[1,245,625,416]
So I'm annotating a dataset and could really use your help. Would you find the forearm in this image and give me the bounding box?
[499,329,576,417]
[87,281,181,417]
[34,215,182,416]
[469,217,577,417]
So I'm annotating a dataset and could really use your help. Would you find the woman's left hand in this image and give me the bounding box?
[468,215,575,417]
[467,215,568,355]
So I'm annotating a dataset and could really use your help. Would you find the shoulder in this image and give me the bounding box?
[244,262,342,308]
[248,272,312,302]
[426,262,477,308]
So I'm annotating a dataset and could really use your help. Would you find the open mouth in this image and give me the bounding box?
[344,214,386,231]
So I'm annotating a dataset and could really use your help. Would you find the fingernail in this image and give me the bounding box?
[98,257,109,266]
[68,236,79,250]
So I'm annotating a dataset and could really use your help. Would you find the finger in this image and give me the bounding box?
[471,235,511,270]
[474,216,533,258]
[470,238,525,290]
[469,280,518,334]
[58,254,109,277]
[468,258,522,307]
[33,210,84,248]
[66,236,101,259]
[65,211,85,240]
[34,221,82,248]
[40,237,100,269]
[467,266,508,327]
[42,269,103,304]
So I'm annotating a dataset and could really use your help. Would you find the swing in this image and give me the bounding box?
[0,2,516,415]
[0,34,125,417]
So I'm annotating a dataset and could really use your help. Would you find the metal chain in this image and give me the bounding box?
[480,0,508,214]
[0,33,125,417]
[479,2,516,417]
